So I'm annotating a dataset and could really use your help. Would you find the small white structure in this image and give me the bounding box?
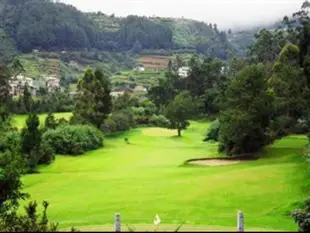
[178,66,190,78]
[111,91,125,98]
[45,76,60,92]
[9,75,38,96]
[133,65,145,72]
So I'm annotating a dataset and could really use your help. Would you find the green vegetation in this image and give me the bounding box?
[18,120,308,231]
[165,91,194,136]
[43,125,104,155]
[17,52,138,87]
[12,112,72,129]
[0,0,232,59]
[111,69,165,90]
[73,68,112,129]
[3,1,310,232]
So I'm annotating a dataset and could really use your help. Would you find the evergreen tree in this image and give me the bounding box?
[0,65,10,123]
[23,83,32,113]
[21,113,42,172]
[218,64,274,156]
[74,68,112,129]
[45,112,57,130]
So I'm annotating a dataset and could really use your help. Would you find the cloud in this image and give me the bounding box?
[60,0,304,29]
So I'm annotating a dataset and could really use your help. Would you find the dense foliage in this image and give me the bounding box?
[164,91,194,136]
[218,64,273,156]
[43,125,104,155]
[74,68,112,129]
[9,90,74,115]
[204,119,220,142]
[0,0,232,59]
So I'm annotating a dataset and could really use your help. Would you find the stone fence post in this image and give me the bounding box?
[115,213,121,232]
[237,210,244,232]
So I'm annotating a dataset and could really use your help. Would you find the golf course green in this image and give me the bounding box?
[14,114,309,231]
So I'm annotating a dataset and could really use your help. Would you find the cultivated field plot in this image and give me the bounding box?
[20,120,308,231]
[138,55,170,69]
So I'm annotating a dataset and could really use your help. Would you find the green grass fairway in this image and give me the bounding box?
[20,120,309,231]
[12,112,72,129]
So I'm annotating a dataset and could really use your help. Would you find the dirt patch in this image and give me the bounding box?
[189,159,241,166]
[142,128,176,137]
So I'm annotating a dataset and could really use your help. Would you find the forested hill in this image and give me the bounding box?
[0,0,233,60]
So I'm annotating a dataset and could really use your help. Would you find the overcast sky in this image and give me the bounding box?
[60,0,305,30]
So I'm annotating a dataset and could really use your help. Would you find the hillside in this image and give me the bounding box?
[228,20,283,56]
[17,51,139,89]
[0,0,233,61]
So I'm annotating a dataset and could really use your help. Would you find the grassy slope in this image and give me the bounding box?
[18,120,309,231]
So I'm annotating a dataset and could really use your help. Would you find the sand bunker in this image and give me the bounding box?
[142,128,176,136]
[189,159,241,166]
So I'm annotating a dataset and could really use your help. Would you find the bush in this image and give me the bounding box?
[0,201,58,232]
[269,116,295,138]
[101,118,117,133]
[132,107,149,125]
[204,119,220,142]
[149,114,170,127]
[0,131,21,153]
[38,141,55,165]
[42,125,104,155]
[57,117,69,126]
[101,110,135,133]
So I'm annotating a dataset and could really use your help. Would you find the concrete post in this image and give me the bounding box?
[115,213,121,232]
[237,210,244,232]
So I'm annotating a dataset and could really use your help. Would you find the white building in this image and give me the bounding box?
[45,76,60,92]
[178,66,191,78]
[133,66,145,72]
[111,91,125,98]
[9,75,38,96]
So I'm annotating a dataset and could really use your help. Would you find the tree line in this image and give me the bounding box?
[0,0,231,59]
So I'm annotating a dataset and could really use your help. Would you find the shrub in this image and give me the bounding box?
[132,107,149,125]
[45,113,57,130]
[292,199,310,232]
[0,131,21,153]
[101,118,117,133]
[102,110,135,133]
[204,119,220,142]
[149,114,170,127]
[0,201,58,232]
[38,141,55,165]
[57,117,69,126]
[269,116,295,138]
[42,125,104,155]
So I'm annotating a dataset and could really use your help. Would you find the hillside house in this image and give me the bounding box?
[9,75,38,96]
[45,76,60,92]
[111,91,125,98]
[178,66,191,78]
[133,65,145,72]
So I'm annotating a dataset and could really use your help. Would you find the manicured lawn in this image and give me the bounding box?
[19,119,309,231]
[12,112,72,129]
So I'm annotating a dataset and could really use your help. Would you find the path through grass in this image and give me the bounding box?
[20,120,309,231]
